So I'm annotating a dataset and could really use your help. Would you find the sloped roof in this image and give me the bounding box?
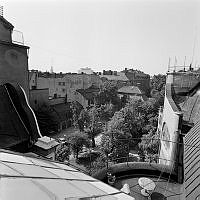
[178,81,200,125]
[77,85,100,100]
[0,83,41,149]
[180,94,200,125]
[50,103,70,122]
[118,86,143,95]
[184,120,200,200]
[0,149,135,200]
[0,16,14,30]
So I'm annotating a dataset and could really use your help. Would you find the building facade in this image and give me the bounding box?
[29,70,102,106]
[78,67,94,74]
[123,68,150,96]
[0,16,29,98]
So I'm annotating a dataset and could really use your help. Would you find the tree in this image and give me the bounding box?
[97,104,115,130]
[151,74,166,92]
[35,104,59,135]
[70,101,83,127]
[138,131,160,162]
[55,144,70,162]
[100,129,131,163]
[88,153,107,175]
[78,106,103,148]
[78,109,90,131]
[96,81,121,109]
[106,98,160,156]
[108,100,146,141]
[150,74,166,106]
[67,132,90,159]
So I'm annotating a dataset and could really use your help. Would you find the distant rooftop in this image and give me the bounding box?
[100,72,129,82]
[117,86,143,95]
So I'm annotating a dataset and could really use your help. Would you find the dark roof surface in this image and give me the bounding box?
[0,84,41,150]
[50,103,70,122]
[179,94,200,125]
[169,71,200,95]
[184,120,200,200]
[77,85,100,100]
[0,16,14,29]
[177,81,200,125]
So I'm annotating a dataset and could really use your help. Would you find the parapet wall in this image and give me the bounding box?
[159,83,183,183]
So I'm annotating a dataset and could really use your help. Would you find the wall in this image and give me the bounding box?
[31,72,102,104]
[73,92,88,108]
[49,97,65,105]
[0,22,12,42]
[127,72,150,96]
[0,42,29,98]
[159,84,182,168]
[118,93,143,101]
[64,74,102,103]
[167,71,200,90]
[29,71,37,89]
[29,89,49,110]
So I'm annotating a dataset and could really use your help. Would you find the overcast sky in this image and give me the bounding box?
[1,0,200,75]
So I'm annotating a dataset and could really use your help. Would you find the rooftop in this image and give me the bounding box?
[100,72,129,82]
[0,149,135,200]
[118,86,143,95]
[0,15,14,30]
[184,119,200,199]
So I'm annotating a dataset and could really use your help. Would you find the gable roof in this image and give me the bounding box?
[0,16,14,30]
[117,86,143,95]
[77,85,100,100]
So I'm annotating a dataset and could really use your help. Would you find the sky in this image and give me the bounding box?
[1,0,200,75]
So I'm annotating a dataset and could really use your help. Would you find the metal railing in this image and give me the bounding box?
[63,137,162,175]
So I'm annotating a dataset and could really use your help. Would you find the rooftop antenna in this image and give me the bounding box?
[183,56,186,71]
[174,56,177,72]
[184,56,186,67]
[0,6,3,17]
[168,57,171,72]
[195,60,198,69]
[50,58,54,73]
[191,27,197,67]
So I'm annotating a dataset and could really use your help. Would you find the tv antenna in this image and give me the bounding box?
[191,27,198,66]
[0,6,3,17]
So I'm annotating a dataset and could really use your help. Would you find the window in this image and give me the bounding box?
[161,122,170,149]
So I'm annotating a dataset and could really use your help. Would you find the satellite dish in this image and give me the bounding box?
[141,189,150,197]
[120,183,130,194]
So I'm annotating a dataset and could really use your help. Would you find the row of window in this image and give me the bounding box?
[58,82,65,86]
[59,79,92,86]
